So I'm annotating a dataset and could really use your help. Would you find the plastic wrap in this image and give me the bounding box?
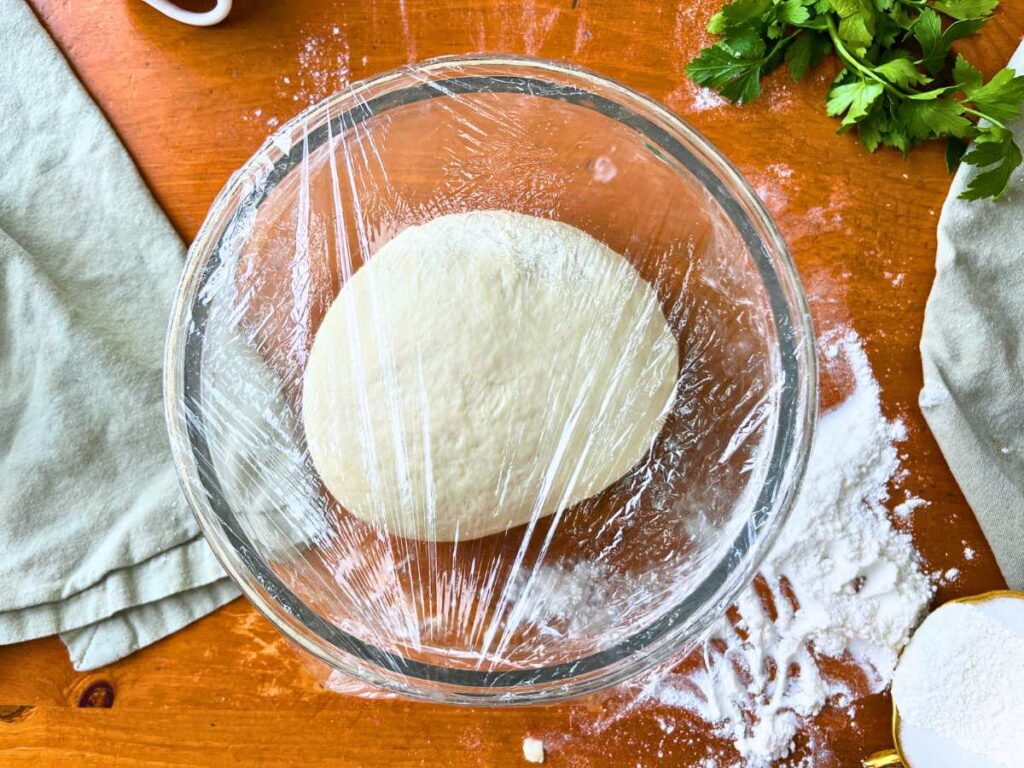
[165,56,816,704]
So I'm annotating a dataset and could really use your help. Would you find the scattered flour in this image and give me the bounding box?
[573,9,592,54]
[293,32,351,104]
[397,0,417,62]
[743,165,850,245]
[523,737,546,763]
[964,546,976,561]
[673,0,716,59]
[894,495,929,519]
[691,85,730,112]
[751,163,795,213]
[245,27,352,128]
[506,560,661,646]
[765,80,796,112]
[636,329,933,765]
[272,29,352,107]
[519,2,562,56]
[798,195,846,237]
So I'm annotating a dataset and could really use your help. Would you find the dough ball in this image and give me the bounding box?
[302,210,679,541]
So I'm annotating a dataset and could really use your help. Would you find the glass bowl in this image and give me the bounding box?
[164,55,817,705]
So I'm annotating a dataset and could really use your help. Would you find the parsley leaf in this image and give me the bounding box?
[911,9,985,76]
[946,136,969,172]
[963,68,1024,123]
[827,79,886,125]
[687,30,775,103]
[899,99,974,140]
[876,56,932,88]
[780,0,813,25]
[912,9,945,74]
[786,31,832,80]
[933,0,999,20]
[944,17,990,42]
[959,127,1023,199]
[953,54,985,91]
[832,0,877,56]
[709,0,772,33]
[856,103,889,150]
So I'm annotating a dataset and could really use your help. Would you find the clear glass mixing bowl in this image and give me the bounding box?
[164,55,817,704]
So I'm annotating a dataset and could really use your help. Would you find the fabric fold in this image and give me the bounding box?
[0,0,238,667]
[920,41,1024,591]
[61,579,239,671]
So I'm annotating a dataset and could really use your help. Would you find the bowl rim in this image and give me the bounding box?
[164,53,818,705]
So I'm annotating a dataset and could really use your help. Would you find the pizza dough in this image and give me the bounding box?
[302,210,679,541]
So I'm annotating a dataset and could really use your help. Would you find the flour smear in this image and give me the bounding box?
[578,329,933,767]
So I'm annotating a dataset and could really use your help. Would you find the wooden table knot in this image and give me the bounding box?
[0,705,35,723]
[78,681,115,709]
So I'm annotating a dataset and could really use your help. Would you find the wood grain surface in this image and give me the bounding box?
[2,0,1021,765]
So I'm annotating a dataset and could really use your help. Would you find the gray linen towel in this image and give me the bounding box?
[0,0,238,669]
[920,41,1024,590]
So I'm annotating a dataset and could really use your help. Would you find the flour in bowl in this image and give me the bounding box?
[893,597,1024,768]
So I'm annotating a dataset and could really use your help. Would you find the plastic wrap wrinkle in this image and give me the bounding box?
[171,58,813,701]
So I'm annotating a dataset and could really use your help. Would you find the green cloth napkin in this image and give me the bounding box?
[920,42,1024,590]
[0,0,238,669]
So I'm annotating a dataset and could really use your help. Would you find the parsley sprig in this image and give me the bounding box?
[687,0,1024,200]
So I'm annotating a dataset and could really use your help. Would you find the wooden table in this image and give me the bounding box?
[2,0,1019,764]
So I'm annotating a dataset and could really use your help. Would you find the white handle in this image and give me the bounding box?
[139,0,232,26]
